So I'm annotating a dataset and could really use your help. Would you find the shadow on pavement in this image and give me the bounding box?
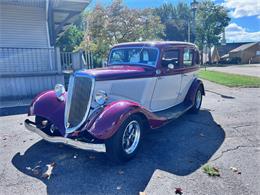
[12,110,225,194]
[205,90,235,99]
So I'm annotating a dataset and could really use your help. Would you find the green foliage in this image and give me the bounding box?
[154,3,193,41]
[195,0,230,50]
[81,0,165,66]
[56,25,84,52]
[199,70,260,87]
[56,0,230,67]
[202,165,220,177]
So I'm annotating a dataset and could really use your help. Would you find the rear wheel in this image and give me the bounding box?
[105,115,143,162]
[190,86,203,113]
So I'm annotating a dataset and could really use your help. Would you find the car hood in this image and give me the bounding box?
[77,65,156,81]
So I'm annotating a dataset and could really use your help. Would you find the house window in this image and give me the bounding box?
[183,48,193,66]
[256,51,260,56]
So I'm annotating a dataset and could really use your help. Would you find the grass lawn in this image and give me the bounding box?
[198,70,260,88]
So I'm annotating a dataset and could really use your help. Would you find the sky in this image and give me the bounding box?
[88,0,260,43]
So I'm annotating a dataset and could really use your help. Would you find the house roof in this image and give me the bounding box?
[229,42,259,53]
[51,0,91,39]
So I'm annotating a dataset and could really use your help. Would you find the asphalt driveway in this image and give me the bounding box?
[0,80,259,195]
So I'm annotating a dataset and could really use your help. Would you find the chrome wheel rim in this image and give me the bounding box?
[122,120,141,154]
[195,90,202,109]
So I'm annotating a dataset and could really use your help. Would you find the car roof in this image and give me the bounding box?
[113,41,197,49]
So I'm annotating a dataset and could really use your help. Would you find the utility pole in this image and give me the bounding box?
[191,0,199,43]
[188,21,191,42]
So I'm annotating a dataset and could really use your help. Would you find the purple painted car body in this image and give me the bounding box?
[25,41,205,156]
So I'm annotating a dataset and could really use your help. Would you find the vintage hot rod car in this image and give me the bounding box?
[25,41,205,162]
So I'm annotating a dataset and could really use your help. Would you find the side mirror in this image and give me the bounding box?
[168,63,174,69]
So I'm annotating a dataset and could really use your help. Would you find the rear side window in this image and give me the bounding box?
[183,48,193,66]
[162,50,180,67]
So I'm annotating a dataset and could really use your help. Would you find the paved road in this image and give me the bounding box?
[0,80,259,195]
[207,64,260,77]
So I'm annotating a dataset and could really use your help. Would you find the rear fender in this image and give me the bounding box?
[29,90,66,135]
[86,100,166,140]
[185,78,205,104]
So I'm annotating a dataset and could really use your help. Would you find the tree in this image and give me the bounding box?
[82,0,165,66]
[140,8,165,41]
[195,0,230,63]
[154,3,193,41]
[56,14,85,52]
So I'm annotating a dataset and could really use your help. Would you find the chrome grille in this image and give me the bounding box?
[65,75,94,133]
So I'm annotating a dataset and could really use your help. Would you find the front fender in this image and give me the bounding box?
[86,100,165,140]
[29,90,66,135]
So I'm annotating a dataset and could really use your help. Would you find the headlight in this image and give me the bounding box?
[54,84,65,101]
[95,90,108,105]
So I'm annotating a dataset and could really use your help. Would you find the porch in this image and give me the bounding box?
[0,47,93,99]
[0,0,91,100]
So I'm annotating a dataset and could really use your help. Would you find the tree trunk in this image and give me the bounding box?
[200,51,203,65]
[208,47,212,64]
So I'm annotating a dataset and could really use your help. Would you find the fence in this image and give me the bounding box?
[0,47,58,73]
[0,47,96,99]
[60,50,94,71]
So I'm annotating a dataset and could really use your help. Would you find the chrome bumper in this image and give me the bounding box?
[24,119,105,152]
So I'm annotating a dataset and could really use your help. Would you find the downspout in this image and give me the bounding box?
[46,0,53,70]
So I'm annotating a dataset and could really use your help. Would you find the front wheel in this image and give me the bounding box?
[105,115,143,163]
[190,86,203,113]
[35,116,60,136]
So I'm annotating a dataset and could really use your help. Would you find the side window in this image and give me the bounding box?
[110,50,124,63]
[183,48,193,66]
[162,50,180,68]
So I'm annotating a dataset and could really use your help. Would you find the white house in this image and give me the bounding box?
[0,0,91,100]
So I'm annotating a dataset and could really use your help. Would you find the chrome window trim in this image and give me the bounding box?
[108,46,160,67]
[64,73,95,135]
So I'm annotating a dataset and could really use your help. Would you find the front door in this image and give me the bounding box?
[150,49,182,111]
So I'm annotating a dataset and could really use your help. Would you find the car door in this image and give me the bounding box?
[178,47,198,102]
[150,48,182,111]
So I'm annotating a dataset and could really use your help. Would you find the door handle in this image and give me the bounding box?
[183,74,188,76]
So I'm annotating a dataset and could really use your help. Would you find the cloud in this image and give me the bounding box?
[225,23,260,42]
[223,0,260,18]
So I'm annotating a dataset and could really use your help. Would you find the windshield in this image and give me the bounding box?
[108,47,158,67]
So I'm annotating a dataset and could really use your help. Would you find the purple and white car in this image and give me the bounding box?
[25,41,205,162]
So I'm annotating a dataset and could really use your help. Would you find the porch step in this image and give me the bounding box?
[153,102,193,120]
[0,98,31,116]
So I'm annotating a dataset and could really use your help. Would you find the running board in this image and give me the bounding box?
[153,102,193,120]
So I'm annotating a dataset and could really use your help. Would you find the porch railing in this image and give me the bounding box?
[60,50,93,71]
[0,47,58,73]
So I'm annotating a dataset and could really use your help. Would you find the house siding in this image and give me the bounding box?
[0,74,64,99]
[0,4,64,100]
[229,43,260,64]
[0,4,49,48]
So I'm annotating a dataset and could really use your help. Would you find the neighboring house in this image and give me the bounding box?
[0,0,91,100]
[229,42,260,64]
[210,42,252,64]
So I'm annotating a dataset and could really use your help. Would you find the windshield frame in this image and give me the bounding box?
[108,46,160,67]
